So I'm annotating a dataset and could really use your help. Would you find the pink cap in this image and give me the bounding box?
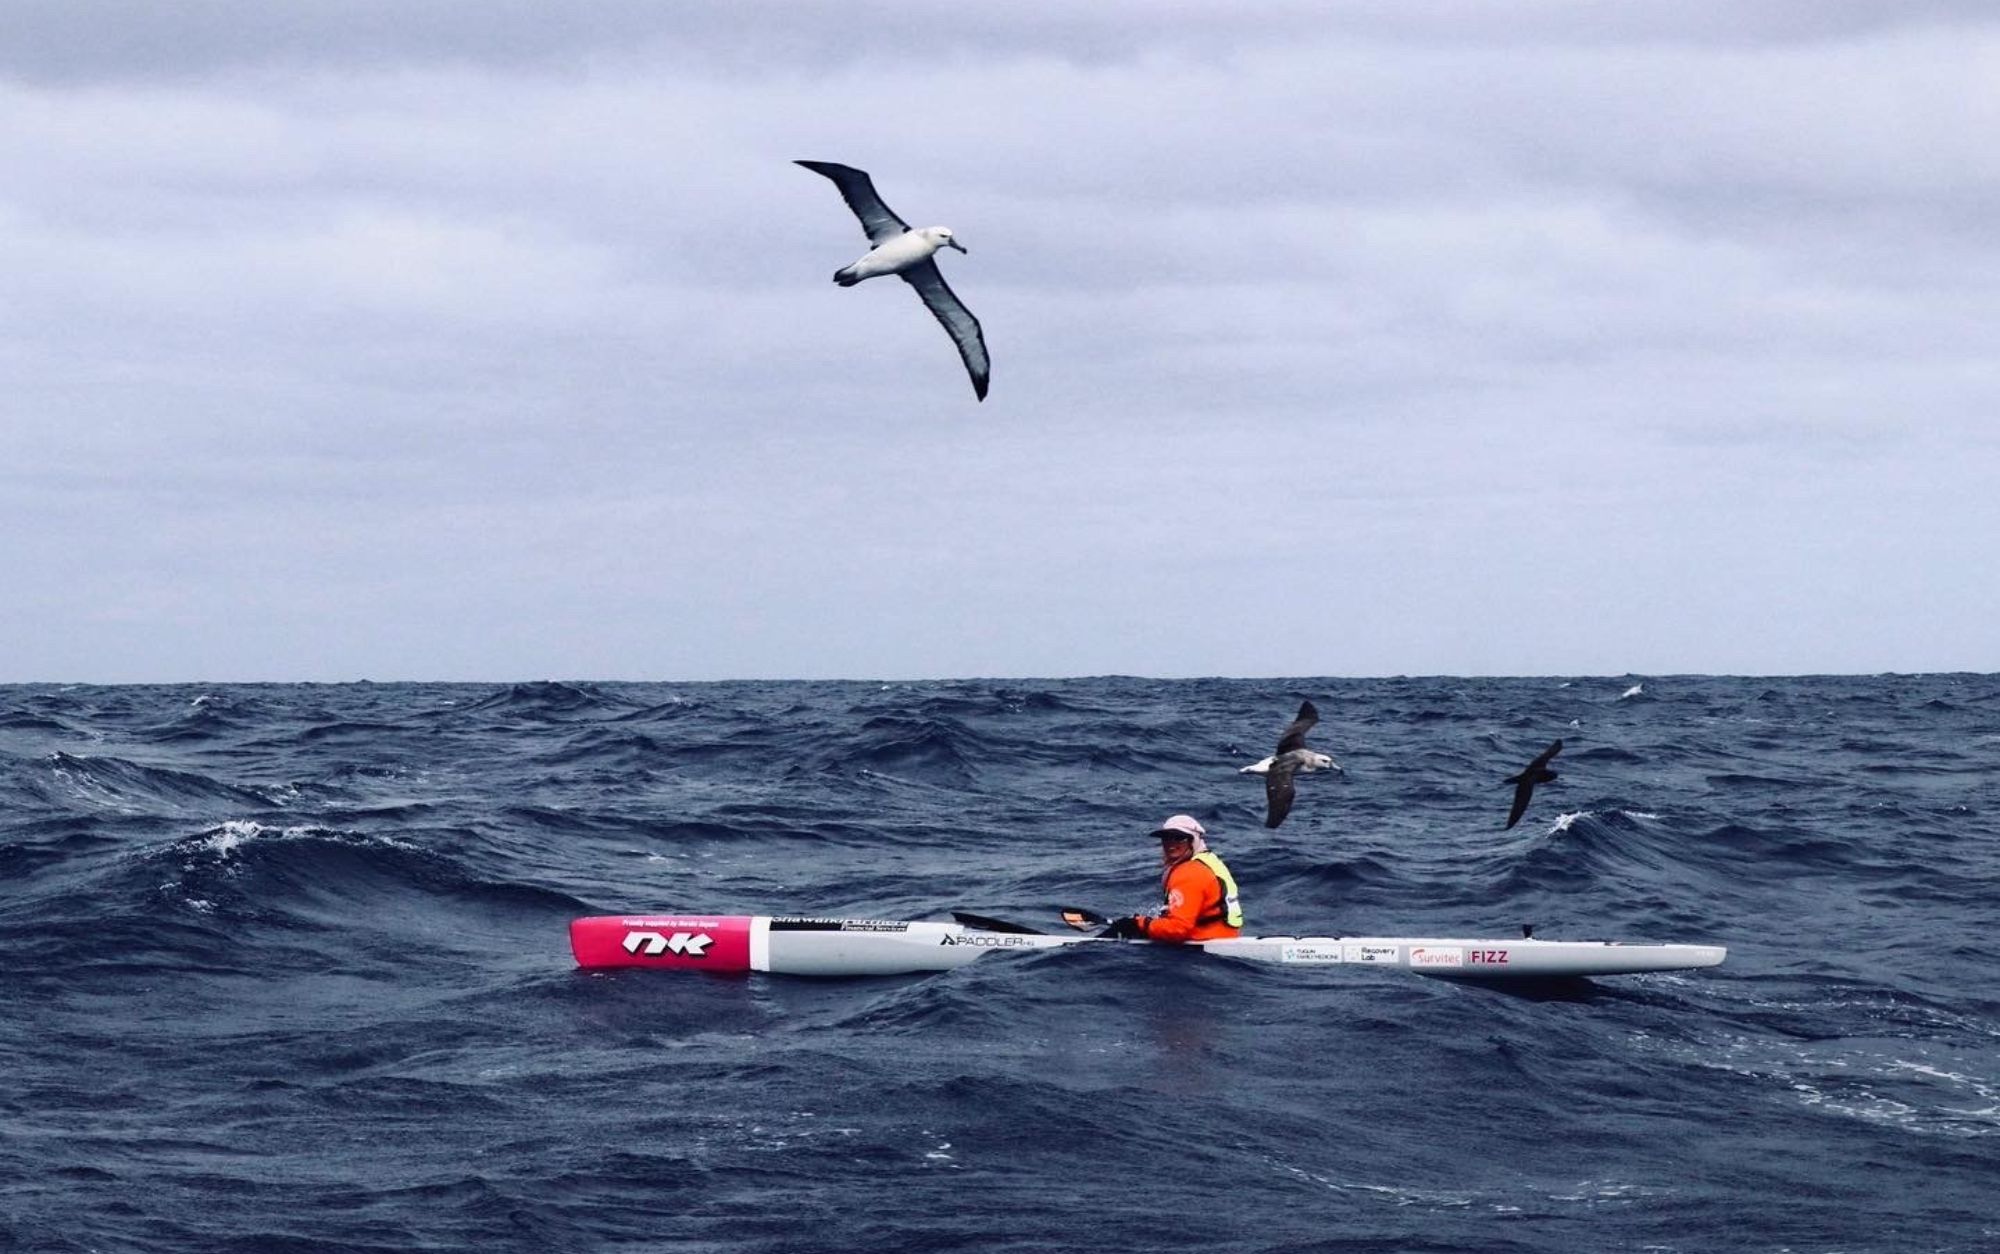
[1150,814,1205,841]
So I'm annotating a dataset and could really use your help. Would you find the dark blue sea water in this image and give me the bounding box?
[2,676,1995,1253]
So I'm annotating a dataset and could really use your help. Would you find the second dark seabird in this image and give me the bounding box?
[1504,738,1564,830]
[1240,700,1340,829]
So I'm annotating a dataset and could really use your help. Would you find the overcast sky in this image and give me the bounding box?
[4,2,1996,682]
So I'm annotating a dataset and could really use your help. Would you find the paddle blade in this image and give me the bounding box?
[950,911,1044,935]
[1059,906,1109,932]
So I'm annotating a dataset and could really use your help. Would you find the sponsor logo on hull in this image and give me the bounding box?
[1280,943,1344,964]
[940,933,1039,948]
[622,930,714,957]
[1468,948,1511,966]
[1408,946,1465,969]
[1343,943,1400,964]
[770,918,912,933]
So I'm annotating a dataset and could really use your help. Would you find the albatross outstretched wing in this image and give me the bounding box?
[795,160,911,245]
[900,259,990,401]
[1275,700,1320,756]
[1264,762,1299,829]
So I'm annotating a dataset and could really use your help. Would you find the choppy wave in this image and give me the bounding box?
[2,675,1996,1253]
[38,749,288,814]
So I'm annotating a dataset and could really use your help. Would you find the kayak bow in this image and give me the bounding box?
[568,914,1726,980]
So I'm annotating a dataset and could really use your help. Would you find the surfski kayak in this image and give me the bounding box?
[569,914,1726,980]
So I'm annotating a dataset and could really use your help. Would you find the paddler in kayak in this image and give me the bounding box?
[1098,814,1243,942]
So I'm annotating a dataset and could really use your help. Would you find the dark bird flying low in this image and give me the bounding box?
[1504,738,1563,830]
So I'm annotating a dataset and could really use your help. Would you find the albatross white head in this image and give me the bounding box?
[921,226,967,254]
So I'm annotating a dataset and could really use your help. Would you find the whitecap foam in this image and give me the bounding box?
[200,819,316,858]
[180,819,404,866]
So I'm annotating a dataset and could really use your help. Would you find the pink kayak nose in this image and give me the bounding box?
[569,915,753,972]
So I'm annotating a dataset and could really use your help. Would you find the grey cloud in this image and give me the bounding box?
[7,1,1997,85]
[3,5,1996,679]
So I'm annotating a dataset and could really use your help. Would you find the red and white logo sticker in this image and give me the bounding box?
[1409,946,1464,968]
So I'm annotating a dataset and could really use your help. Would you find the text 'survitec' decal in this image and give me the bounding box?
[1408,946,1465,968]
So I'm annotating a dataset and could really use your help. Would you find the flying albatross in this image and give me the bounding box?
[795,160,990,401]
[1240,699,1341,829]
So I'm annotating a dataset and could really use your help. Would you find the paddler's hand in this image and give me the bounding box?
[1099,916,1145,939]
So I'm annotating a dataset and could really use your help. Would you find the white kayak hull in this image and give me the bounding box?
[1204,935,1726,978]
[570,915,1726,980]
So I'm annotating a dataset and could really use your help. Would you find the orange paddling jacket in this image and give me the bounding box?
[1134,850,1243,943]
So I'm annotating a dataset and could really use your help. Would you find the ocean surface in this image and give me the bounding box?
[2,675,1994,1253]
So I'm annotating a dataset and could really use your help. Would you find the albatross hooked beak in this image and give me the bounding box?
[946,237,968,253]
